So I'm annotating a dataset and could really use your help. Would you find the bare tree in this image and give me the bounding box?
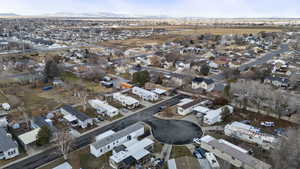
[231,80,249,109]
[271,127,300,169]
[150,55,162,67]
[55,129,74,160]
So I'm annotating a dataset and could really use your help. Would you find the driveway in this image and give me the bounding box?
[145,117,203,145]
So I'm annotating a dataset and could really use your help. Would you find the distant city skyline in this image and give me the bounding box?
[1,0,300,18]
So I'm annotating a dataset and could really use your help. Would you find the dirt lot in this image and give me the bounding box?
[170,27,282,36]
[0,84,80,120]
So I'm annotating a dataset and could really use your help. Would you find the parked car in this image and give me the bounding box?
[240,120,251,125]
[193,148,206,159]
[260,121,275,127]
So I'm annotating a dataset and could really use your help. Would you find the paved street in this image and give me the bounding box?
[2,95,187,169]
[145,117,203,145]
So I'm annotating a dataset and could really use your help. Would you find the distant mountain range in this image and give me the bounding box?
[0,13,19,16]
[42,12,170,18]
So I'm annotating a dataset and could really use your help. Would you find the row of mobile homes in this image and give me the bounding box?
[0,128,19,160]
[197,135,272,169]
[60,105,93,128]
[132,87,158,101]
[109,138,154,169]
[177,99,203,116]
[203,105,234,125]
[113,93,140,109]
[88,99,119,117]
[90,123,144,158]
[224,122,278,149]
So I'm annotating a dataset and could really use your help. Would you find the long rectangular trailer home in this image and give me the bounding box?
[90,122,144,158]
[132,87,158,101]
[198,135,272,169]
[224,122,278,149]
[113,93,140,109]
[88,99,119,117]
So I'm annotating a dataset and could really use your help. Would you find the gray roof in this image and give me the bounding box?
[92,122,144,149]
[61,105,91,121]
[0,128,18,152]
[208,139,271,169]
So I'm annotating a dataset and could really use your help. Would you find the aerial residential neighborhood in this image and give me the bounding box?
[0,1,300,169]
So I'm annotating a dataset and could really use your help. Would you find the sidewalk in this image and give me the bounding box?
[160,144,173,162]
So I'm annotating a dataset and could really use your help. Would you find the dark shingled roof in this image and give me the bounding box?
[0,128,18,152]
[61,105,91,121]
[192,77,215,85]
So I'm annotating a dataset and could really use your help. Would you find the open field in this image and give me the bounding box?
[170,27,282,35]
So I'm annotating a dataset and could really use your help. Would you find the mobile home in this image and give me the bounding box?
[90,123,144,158]
[132,87,158,101]
[113,93,140,109]
[88,99,119,117]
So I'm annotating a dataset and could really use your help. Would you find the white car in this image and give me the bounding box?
[260,121,275,127]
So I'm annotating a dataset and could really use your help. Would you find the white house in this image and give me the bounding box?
[132,87,158,101]
[197,135,272,169]
[224,122,278,149]
[113,93,140,109]
[192,78,215,91]
[109,138,154,169]
[88,99,119,117]
[90,123,144,158]
[0,128,19,160]
[177,99,203,116]
[203,105,234,125]
[60,105,93,128]
[18,128,40,151]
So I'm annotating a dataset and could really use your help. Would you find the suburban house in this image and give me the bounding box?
[109,138,154,169]
[132,87,158,101]
[192,77,215,91]
[224,122,278,150]
[197,135,272,169]
[175,60,191,70]
[177,99,203,116]
[90,123,144,158]
[88,99,119,117]
[31,116,57,134]
[0,128,19,160]
[18,128,40,151]
[264,76,289,87]
[202,105,234,125]
[112,93,140,109]
[60,105,93,128]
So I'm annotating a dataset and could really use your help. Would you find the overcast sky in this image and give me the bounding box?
[1,0,300,18]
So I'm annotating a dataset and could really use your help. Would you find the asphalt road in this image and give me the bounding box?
[3,94,187,169]
[145,117,203,145]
